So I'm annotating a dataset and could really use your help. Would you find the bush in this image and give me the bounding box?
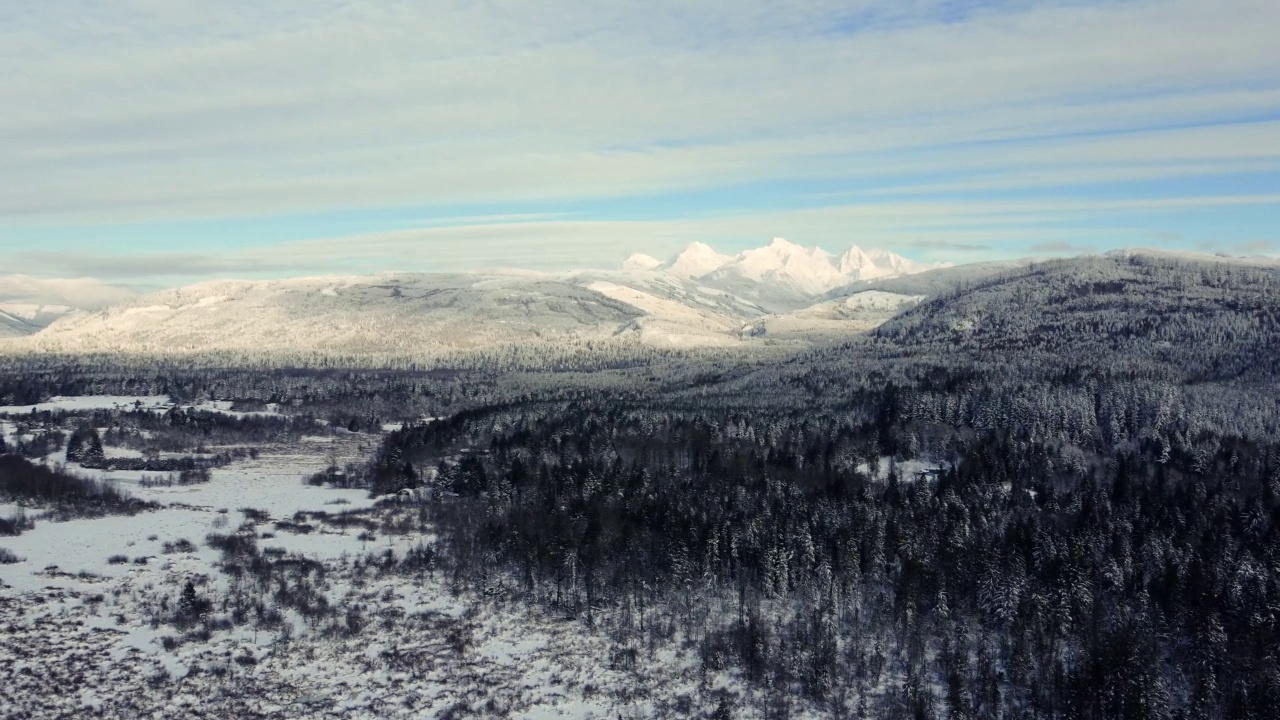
[163,538,197,554]
[206,532,257,559]
[107,554,129,564]
[0,547,21,564]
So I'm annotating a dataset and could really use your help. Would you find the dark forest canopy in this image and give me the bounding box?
[350,254,1280,718]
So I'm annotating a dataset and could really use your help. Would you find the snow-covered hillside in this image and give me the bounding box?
[7,275,643,359]
[742,290,927,341]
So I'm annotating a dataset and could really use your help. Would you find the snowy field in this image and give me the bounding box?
[0,403,786,718]
[0,395,172,414]
[0,395,287,418]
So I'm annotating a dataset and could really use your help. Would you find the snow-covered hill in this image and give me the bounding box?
[9,275,645,359]
[742,290,927,341]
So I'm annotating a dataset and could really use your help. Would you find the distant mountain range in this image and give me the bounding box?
[0,240,946,358]
[2,242,1268,364]
[625,237,946,295]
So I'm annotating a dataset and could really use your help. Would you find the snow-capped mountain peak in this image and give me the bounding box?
[618,239,944,296]
[837,246,875,274]
[621,253,664,272]
[731,238,846,295]
[664,243,734,279]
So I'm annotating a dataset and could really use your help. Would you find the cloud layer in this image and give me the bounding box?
[2,0,1278,282]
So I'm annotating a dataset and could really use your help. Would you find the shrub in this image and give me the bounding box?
[107,554,129,565]
[163,538,197,554]
[206,532,257,559]
[0,548,21,564]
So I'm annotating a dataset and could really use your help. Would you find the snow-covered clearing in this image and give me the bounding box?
[0,395,171,414]
[855,457,942,482]
[0,440,779,718]
[0,395,287,419]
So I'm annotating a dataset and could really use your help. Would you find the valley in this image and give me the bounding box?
[3,249,1280,718]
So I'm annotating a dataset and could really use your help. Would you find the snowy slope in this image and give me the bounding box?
[0,308,39,338]
[7,274,644,358]
[742,291,927,340]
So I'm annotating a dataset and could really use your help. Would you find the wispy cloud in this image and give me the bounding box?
[2,0,1278,281]
[904,240,991,252]
[1030,241,1091,254]
[15,251,325,280]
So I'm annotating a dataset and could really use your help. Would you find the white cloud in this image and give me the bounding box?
[1,0,1277,223]
[203,192,1280,271]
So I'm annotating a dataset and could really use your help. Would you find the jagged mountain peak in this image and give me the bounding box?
[665,243,734,279]
[623,239,940,295]
[622,253,664,272]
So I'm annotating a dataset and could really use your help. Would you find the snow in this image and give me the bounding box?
[730,238,850,295]
[840,290,928,310]
[0,502,45,520]
[0,396,294,421]
[620,253,663,272]
[5,274,645,359]
[1,388,778,716]
[0,395,171,414]
[746,291,924,339]
[0,467,780,719]
[856,457,943,482]
[0,302,74,321]
[0,240,947,358]
[649,238,946,296]
[663,242,734,279]
[0,452,379,594]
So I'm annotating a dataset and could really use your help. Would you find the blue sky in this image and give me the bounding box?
[1,0,1278,287]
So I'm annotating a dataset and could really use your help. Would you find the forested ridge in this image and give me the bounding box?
[355,254,1280,718]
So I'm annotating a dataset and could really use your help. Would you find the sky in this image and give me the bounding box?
[2,0,1278,288]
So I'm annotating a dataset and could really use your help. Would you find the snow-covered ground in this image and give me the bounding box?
[0,439,784,718]
[0,562,774,719]
[0,395,288,418]
[1,445,376,590]
[856,456,943,482]
[0,394,171,414]
[0,395,821,718]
